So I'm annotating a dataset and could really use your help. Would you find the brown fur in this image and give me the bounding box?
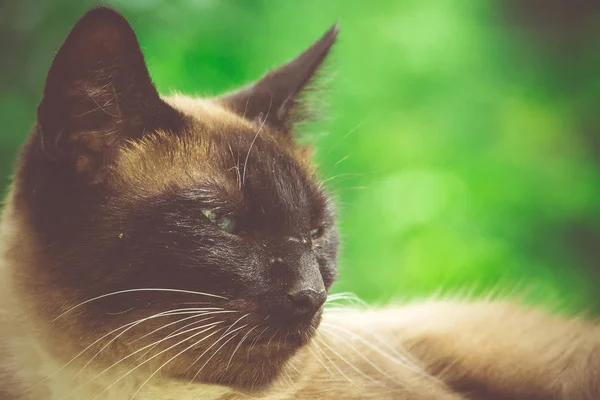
[1,6,600,400]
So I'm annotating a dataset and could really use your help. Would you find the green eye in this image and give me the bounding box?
[201,209,217,223]
[201,209,236,233]
[216,215,236,233]
[310,227,324,240]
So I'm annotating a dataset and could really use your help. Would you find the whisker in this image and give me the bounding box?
[187,324,248,383]
[325,117,369,155]
[130,318,217,366]
[70,309,223,382]
[130,327,230,399]
[282,330,290,351]
[226,325,257,370]
[306,342,336,379]
[53,289,227,321]
[190,330,243,382]
[29,307,216,391]
[241,97,272,187]
[315,335,378,385]
[266,328,279,348]
[89,325,223,400]
[326,292,368,303]
[129,310,236,345]
[247,326,269,360]
[227,142,242,190]
[26,319,136,393]
[320,173,365,186]
[320,322,420,371]
[241,120,266,186]
[312,337,353,383]
[286,359,301,374]
[282,367,295,387]
[69,322,221,396]
[333,154,350,167]
[221,313,249,336]
[320,326,403,387]
[130,313,237,364]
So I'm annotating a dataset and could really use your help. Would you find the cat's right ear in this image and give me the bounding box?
[37,7,183,182]
[218,24,338,136]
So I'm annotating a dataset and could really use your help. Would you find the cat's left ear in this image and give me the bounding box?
[218,23,338,135]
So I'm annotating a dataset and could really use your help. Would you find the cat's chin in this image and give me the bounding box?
[173,344,301,390]
[174,324,315,390]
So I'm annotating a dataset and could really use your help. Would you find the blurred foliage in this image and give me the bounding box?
[1,0,600,310]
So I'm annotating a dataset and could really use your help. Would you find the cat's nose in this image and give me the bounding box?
[286,288,326,317]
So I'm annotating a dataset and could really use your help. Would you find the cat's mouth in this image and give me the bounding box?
[221,306,323,363]
[246,310,321,351]
[169,310,321,389]
[249,328,310,350]
[218,298,324,347]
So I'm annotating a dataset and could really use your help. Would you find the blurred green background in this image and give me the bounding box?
[2,0,600,310]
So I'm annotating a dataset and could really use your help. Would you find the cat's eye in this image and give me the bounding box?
[201,209,237,233]
[310,227,324,240]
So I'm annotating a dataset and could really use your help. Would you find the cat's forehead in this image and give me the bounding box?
[164,94,254,131]
[113,94,314,198]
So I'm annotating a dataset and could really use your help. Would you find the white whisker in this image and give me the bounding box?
[241,97,272,186]
[306,342,336,379]
[30,307,218,391]
[226,325,257,370]
[129,327,229,399]
[324,117,369,155]
[191,330,242,381]
[247,326,269,360]
[221,313,249,336]
[320,322,418,370]
[313,338,353,383]
[315,336,377,385]
[53,288,227,321]
[129,310,236,345]
[320,326,403,387]
[266,328,279,348]
[71,308,224,382]
[320,173,365,187]
[130,313,237,364]
[79,323,222,398]
[187,324,248,383]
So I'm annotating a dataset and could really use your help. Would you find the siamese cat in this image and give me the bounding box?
[0,6,599,400]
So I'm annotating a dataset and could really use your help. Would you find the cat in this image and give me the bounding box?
[0,6,599,400]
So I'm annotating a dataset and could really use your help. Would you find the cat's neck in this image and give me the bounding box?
[0,316,235,400]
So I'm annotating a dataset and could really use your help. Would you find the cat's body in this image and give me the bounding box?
[2,245,599,400]
[1,6,599,400]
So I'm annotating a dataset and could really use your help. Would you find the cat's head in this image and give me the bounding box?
[10,7,338,389]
